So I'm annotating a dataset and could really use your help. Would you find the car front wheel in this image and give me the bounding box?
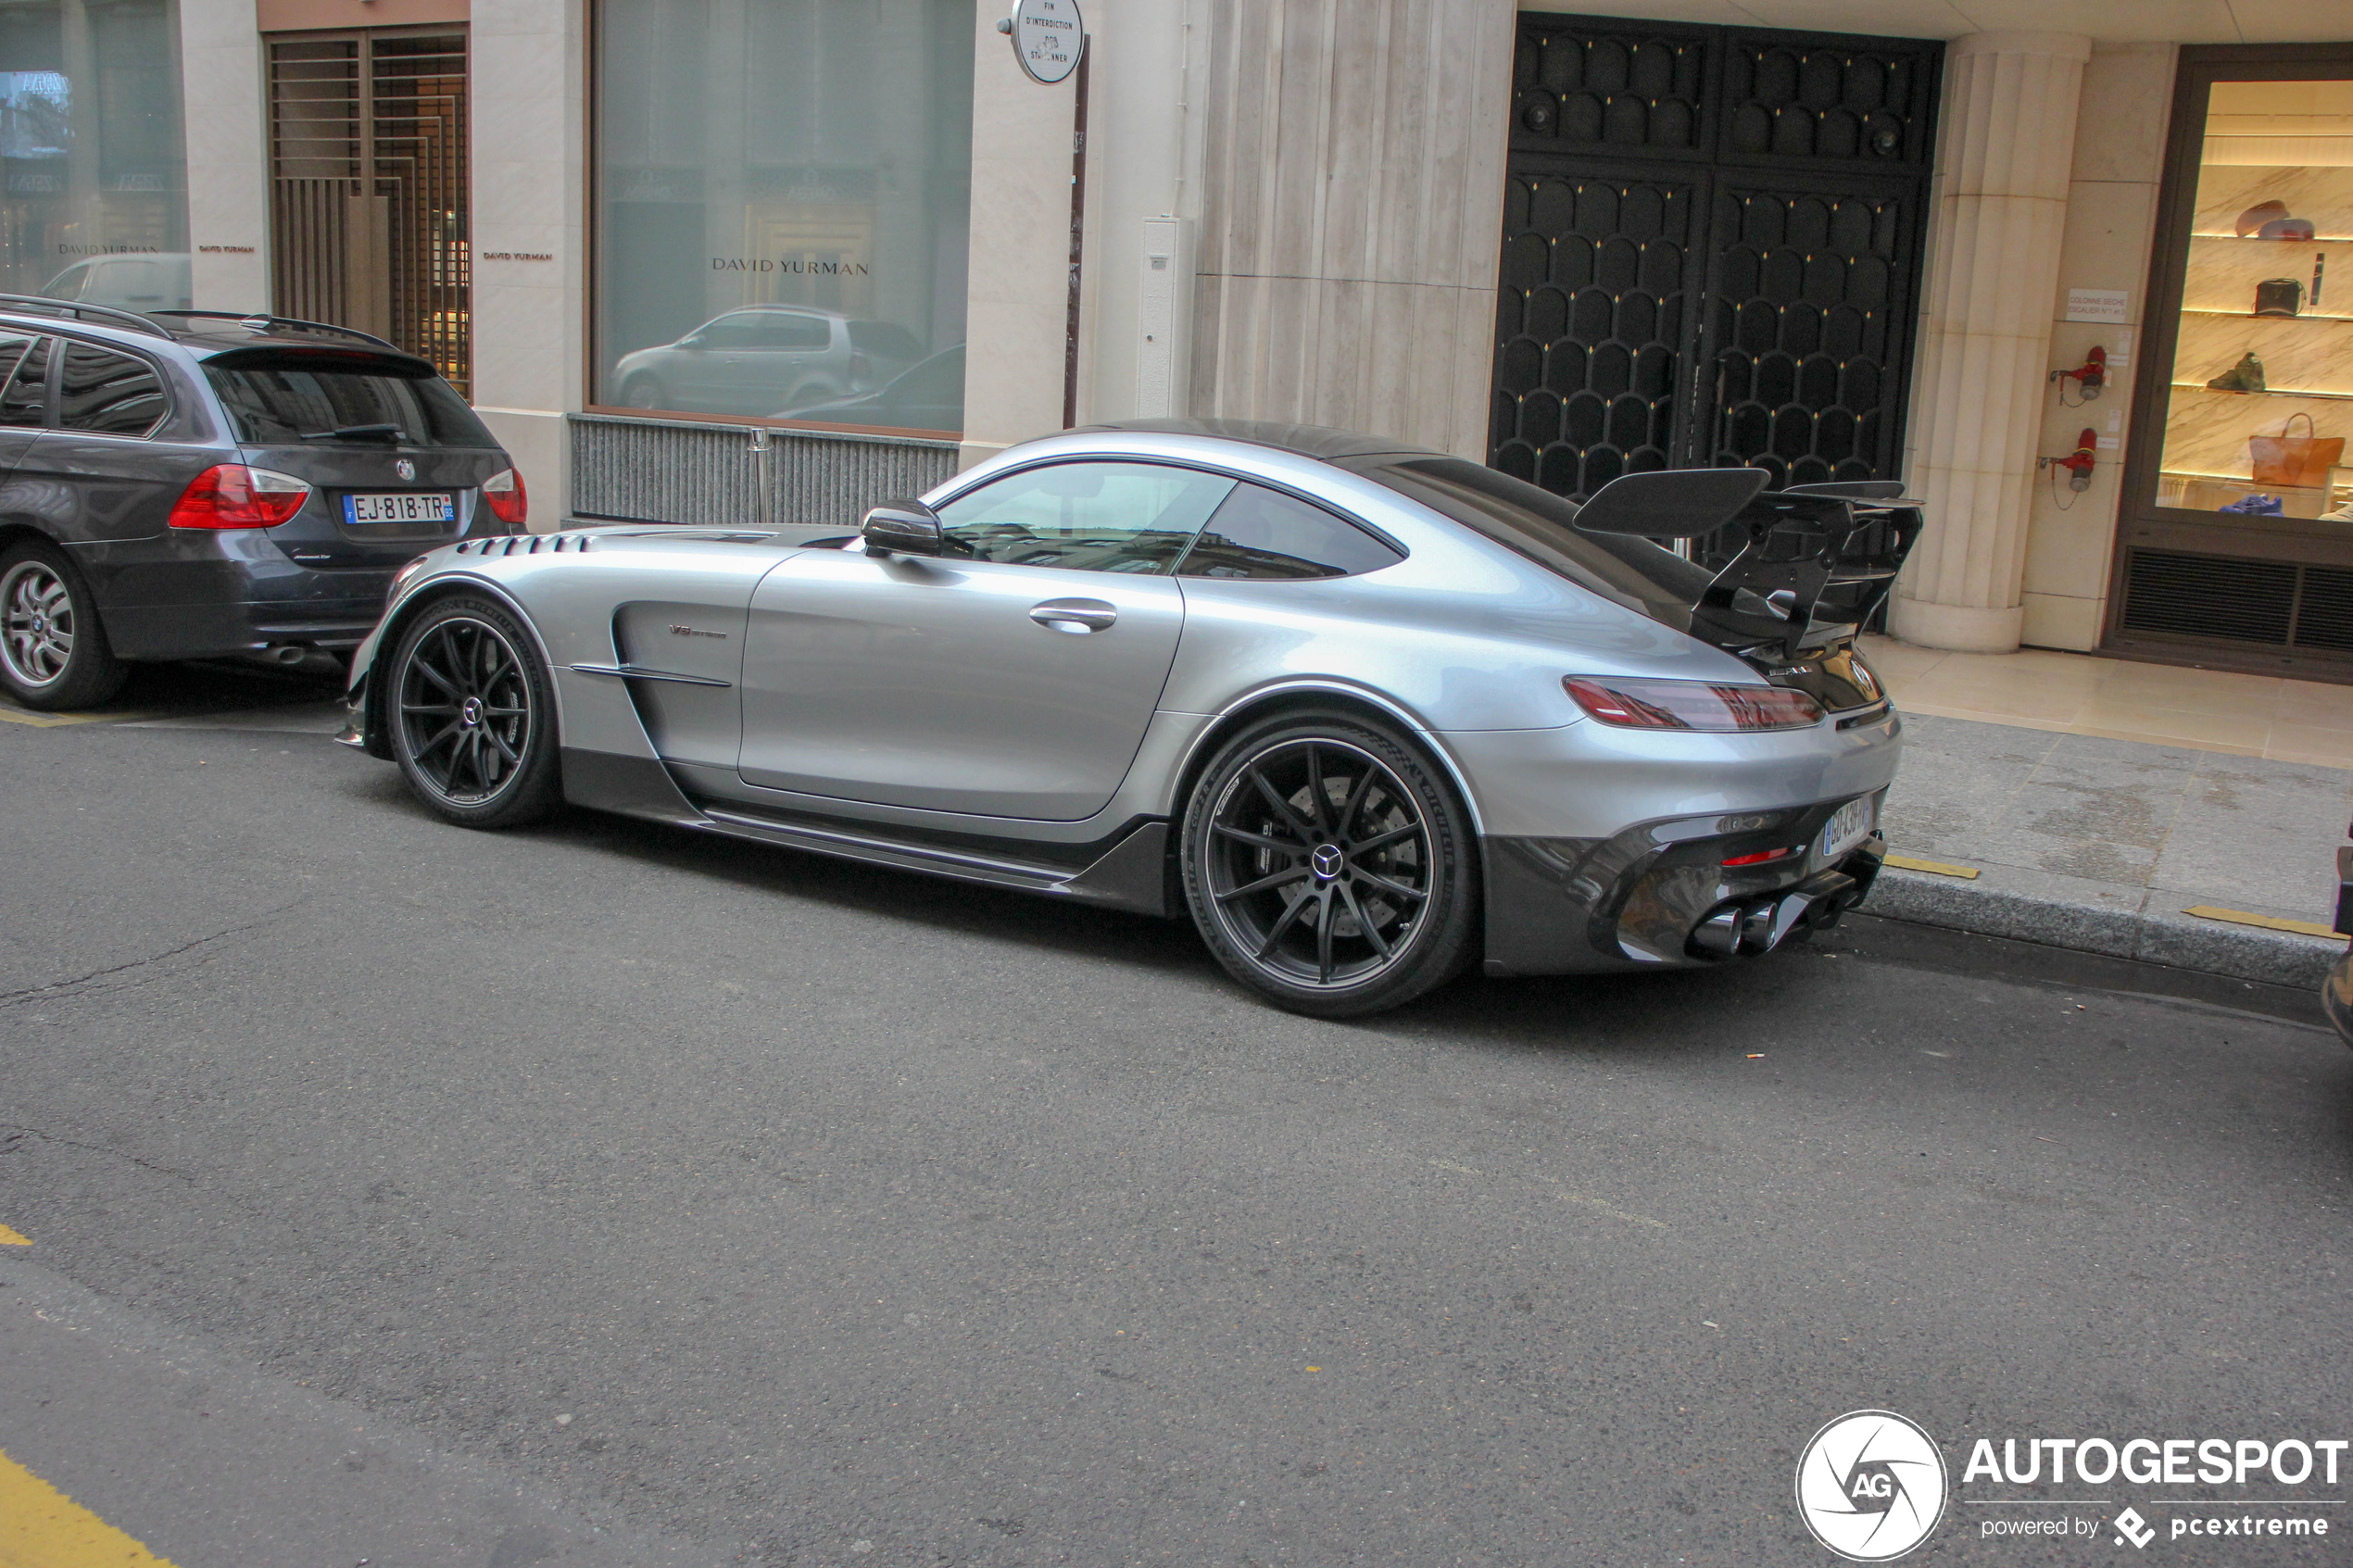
[0,541,126,710]
[1180,709,1480,1018]
[388,596,561,828]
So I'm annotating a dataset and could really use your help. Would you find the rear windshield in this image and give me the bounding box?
[1345,456,1713,625]
[201,350,498,448]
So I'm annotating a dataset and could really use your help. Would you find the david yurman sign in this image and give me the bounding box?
[710,258,871,274]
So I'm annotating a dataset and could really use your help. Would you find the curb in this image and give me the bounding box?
[1865,865,2344,990]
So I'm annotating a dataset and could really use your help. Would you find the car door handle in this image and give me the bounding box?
[1029,598,1118,633]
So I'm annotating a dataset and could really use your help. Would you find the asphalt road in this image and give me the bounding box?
[3,666,2350,1567]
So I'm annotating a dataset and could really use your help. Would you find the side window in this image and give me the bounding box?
[755,313,830,350]
[1179,483,1405,580]
[0,336,50,429]
[934,461,1238,573]
[57,343,167,437]
[691,313,760,349]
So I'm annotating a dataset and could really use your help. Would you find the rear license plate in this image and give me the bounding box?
[1819,796,1876,861]
[344,492,453,525]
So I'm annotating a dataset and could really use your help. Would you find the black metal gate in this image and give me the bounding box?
[1491,16,1941,508]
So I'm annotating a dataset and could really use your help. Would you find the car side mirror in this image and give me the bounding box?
[862,498,946,558]
[1570,468,1769,537]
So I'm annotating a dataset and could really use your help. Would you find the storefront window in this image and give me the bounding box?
[2157,79,2351,521]
[0,0,190,308]
[593,0,973,435]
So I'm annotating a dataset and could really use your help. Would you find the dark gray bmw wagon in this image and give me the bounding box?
[0,296,526,709]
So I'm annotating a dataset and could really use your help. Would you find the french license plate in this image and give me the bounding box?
[344,492,453,525]
[1819,796,1876,861]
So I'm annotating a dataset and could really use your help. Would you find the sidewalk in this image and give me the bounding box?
[1863,635,2353,988]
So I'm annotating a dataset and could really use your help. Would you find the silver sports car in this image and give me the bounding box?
[340,420,1917,1017]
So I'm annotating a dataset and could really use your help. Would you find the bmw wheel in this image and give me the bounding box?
[0,541,126,711]
[1181,709,1479,1018]
[388,596,561,828]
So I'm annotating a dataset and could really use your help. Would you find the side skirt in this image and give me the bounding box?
[557,746,1177,917]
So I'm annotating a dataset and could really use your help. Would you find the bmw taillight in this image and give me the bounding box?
[482,467,528,529]
[1564,675,1824,733]
[168,464,311,529]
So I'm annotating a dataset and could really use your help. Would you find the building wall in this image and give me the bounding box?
[180,0,270,314]
[2019,42,2176,651]
[470,0,586,522]
[1187,0,1517,458]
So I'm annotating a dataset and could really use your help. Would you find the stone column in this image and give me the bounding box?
[1892,31,2092,653]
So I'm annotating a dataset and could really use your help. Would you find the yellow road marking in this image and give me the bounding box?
[0,708,154,728]
[2183,905,2343,940]
[1883,853,1980,879]
[0,1224,27,1246]
[0,1445,180,1566]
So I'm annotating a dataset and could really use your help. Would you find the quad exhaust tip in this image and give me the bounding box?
[1688,871,1857,960]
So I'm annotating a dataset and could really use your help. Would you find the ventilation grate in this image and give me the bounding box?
[2294,566,2353,652]
[2120,549,2296,646]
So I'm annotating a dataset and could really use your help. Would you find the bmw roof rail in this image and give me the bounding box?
[0,293,174,340]
[145,308,403,352]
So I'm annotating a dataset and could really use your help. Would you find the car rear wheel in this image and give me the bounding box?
[389,596,561,829]
[0,541,126,711]
[618,374,666,410]
[1180,709,1480,1018]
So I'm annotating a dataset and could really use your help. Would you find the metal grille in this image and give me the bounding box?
[268,30,470,395]
[1511,30,1705,151]
[2120,549,2306,648]
[571,416,959,531]
[1705,186,1902,486]
[1491,15,1938,509]
[1492,175,1692,496]
[1721,37,1932,163]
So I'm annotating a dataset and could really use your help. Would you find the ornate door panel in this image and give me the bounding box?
[1492,16,1940,505]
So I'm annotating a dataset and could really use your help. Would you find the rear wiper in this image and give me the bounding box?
[297,422,404,443]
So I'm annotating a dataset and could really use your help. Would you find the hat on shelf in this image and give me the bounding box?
[2235,200,2291,235]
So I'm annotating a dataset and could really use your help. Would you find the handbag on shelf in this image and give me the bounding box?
[2249,413,2344,489]
[2255,278,2304,316]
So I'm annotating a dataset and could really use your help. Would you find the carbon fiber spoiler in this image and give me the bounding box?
[1572,472,1924,662]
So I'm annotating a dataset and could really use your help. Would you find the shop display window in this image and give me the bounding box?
[0,0,190,308]
[592,0,974,436]
[2157,78,2353,521]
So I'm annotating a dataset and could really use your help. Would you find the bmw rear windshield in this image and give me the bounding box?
[200,348,499,448]
[1342,455,1714,627]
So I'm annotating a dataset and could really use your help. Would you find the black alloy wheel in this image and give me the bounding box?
[389,596,560,828]
[1182,710,1479,1018]
[0,539,126,711]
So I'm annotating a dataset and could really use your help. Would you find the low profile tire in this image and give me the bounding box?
[0,540,126,710]
[388,596,561,829]
[1180,709,1480,1018]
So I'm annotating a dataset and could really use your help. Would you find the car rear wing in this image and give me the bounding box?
[1572,470,1924,662]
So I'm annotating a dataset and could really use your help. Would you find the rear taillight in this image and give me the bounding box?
[482,467,528,529]
[1564,675,1824,733]
[168,464,310,529]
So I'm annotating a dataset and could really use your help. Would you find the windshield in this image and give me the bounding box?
[1345,456,1713,625]
[202,350,498,447]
